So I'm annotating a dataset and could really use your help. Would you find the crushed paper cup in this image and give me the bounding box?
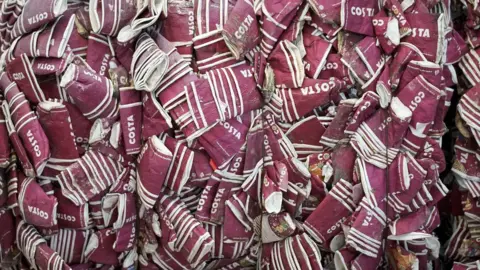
[89,0,136,36]
[209,176,244,224]
[160,0,195,62]
[10,0,67,40]
[0,106,9,168]
[222,0,260,59]
[6,53,46,104]
[60,63,118,121]
[261,212,296,243]
[53,188,89,229]
[130,0,167,32]
[350,97,412,169]
[198,119,248,167]
[119,86,143,155]
[320,98,356,148]
[276,78,347,123]
[113,222,137,252]
[18,172,58,227]
[160,134,195,193]
[403,13,445,64]
[268,39,305,88]
[86,33,113,77]
[136,135,172,209]
[85,228,120,265]
[346,198,386,258]
[1,84,50,176]
[302,25,333,79]
[304,179,355,247]
[102,192,137,229]
[49,228,92,264]
[57,150,123,206]
[142,91,172,140]
[259,0,302,58]
[341,0,379,36]
[37,100,79,162]
[131,32,169,92]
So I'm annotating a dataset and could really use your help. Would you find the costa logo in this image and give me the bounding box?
[27,130,42,157]
[378,117,392,132]
[27,12,48,25]
[37,63,55,71]
[210,188,225,214]
[362,210,374,226]
[57,213,76,222]
[125,215,137,223]
[197,185,211,211]
[408,91,425,112]
[350,7,375,17]
[127,115,136,145]
[127,225,136,249]
[411,28,431,38]
[28,206,49,219]
[83,69,102,82]
[188,11,194,36]
[264,135,273,157]
[300,81,336,95]
[12,72,25,80]
[221,121,241,140]
[76,137,89,144]
[234,14,254,39]
[99,54,110,76]
[327,216,347,234]
[372,19,384,26]
[322,62,338,70]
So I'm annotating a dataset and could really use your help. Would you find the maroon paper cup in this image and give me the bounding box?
[136,135,173,209]
[131,32,169,92]
[304,179,355,246]
[60,63,118,121]
[345,91,380,135]
[6,53,46,104]
[118,87,143,155]
[195,174,221,222]
[57,151,123,206]
[403,13,445,63]
[113,222,137,252]
[160,0,195,62]
[320,99,356,148]
[2,103,35,177]
[198,119,247,167]
[11,0,67,40]
[85,228,120,265]
[342,0,378,36]
[222,0,260,59]
[18,173,58,227]
[268,40,304,88]
[89,0,136,36]
[86,33,113,77]
[277,78,347,123]
[53,188,89,229]
[37,100,79,161]
[303,25,333,79]
[102,192,137,229]
[49,228,91,264]
[0,107,9,168]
